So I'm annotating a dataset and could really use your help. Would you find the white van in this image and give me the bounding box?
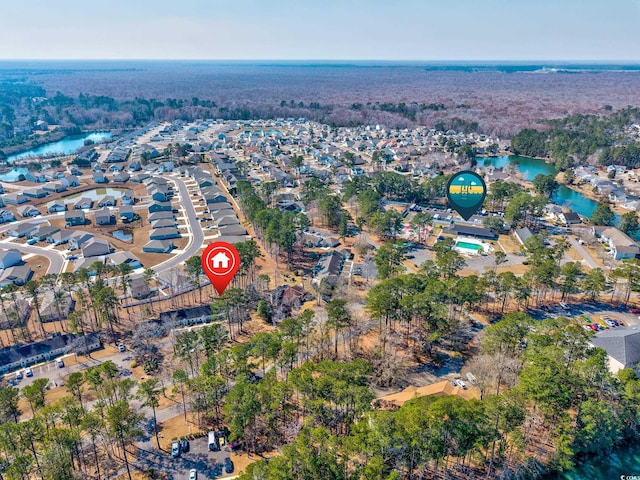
[208,431,219,451]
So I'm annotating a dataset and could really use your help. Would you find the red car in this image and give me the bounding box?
[589,324,599,331]
[629,308,640,314]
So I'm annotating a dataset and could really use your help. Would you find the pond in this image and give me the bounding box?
[112,230,133,242]
[0,131,112,182]
[481,155,600,218]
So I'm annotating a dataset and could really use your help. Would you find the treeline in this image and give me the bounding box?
[510,107,640,169]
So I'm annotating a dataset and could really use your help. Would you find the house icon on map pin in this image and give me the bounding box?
[212,251,230,269]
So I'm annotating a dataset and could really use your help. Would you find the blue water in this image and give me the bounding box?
[544,444,640,479]
[0,132,112,182]
[112,230,132,242]
[482,155,600,218]
[6,131,112,162]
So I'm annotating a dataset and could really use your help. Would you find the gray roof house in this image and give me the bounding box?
[149,227,181,240]
[47,229,74,246]
[98,195,117,207]
[74,197,93,210]
[0,250,22,269]
[7,223,38,238]
[143,239,175,253]
[3,193,28,205]
[590,326,640,374]
[0,265,33,287]
[119,205,134,221]
[65,210,86,227]
[17,205,41,218]
[94,207,115,226]
[70,231,94,250]
[81,238,111,258]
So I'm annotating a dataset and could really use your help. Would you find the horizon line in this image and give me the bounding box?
[1,58,640,63]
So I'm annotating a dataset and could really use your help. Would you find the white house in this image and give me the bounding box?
[590,327,640,374]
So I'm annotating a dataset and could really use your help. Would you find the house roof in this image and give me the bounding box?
[375,380,478,408]
[591,327,640,367]
[0,249,21,262]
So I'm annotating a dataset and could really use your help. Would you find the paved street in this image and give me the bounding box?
[567,236,600,269]
[134,175,205,279]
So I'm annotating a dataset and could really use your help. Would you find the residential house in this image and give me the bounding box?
[148,201,172,213]
[65,210,86,227]
[445,224,499,241]
[218,225,248,236]
[112,172,130,183]
[0,209,13,223]
[0,265,33,287]
[30,225,60,242]
[40,292,75,323]
[514,227,533,245]
[148,211,174,222]
[121,189,135,205]
[0,333,99,373]
[16,205,41,217]
[3,193,28,205]
[98,195,116,208]
[93,172,108,184]
[149,227,180,240]
[70,232,94,250]
[47,201,66,213]
[24,187,48,199]
[561,211,582,226]
[118,205,134,222]
[590,327,640,374]
[0,250,22,269]
[129,277,151,299]
[312,251,344,286]
[74,198,93,210]
[94,207,115,226]
[7,223,38,238]
[107,251,142,269]
[150,219,177,229]
[215,215,240,227]
[597,227,640,260]
[47,229,74,246]
[42,182,66,194]
[143,239,175,253]
[60,175,80,188]
[81,238,111,258]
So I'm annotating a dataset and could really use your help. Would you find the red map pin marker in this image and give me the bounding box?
[202,242,241,295]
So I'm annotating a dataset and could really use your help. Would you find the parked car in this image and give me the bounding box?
[224,457,234,474]
[171,440,181,458]
[582,325,593,331]
[589,324,599,331]
[629,308,640,314]
[26,238,37,245]
[180,438,189,453]
[118,343,126,352]
[456,379,468,390]
[605,320,617,327]
[57,359,64,368]
[25,367,33,377]
[189,469,197,480]
[15,371,23,380]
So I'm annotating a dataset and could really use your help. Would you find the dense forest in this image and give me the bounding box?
[3,62,640,142]
[510,107,640,169]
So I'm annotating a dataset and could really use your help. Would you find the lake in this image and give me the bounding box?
[6,131,112,162]
[481,155,600,219]
[0,131,112,182]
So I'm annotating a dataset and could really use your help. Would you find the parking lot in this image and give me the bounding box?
[135,434,237,480]
[526,301,640,327]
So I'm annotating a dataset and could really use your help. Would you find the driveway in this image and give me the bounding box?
[567,236,600,269]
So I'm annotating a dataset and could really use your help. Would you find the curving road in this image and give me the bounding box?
[0,217,66,275]
[133,175,205,278]
[0,175,205,279]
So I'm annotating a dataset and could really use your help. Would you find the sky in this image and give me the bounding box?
[0,0,639,61]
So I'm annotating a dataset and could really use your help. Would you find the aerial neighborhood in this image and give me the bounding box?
[0,114,640,479]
